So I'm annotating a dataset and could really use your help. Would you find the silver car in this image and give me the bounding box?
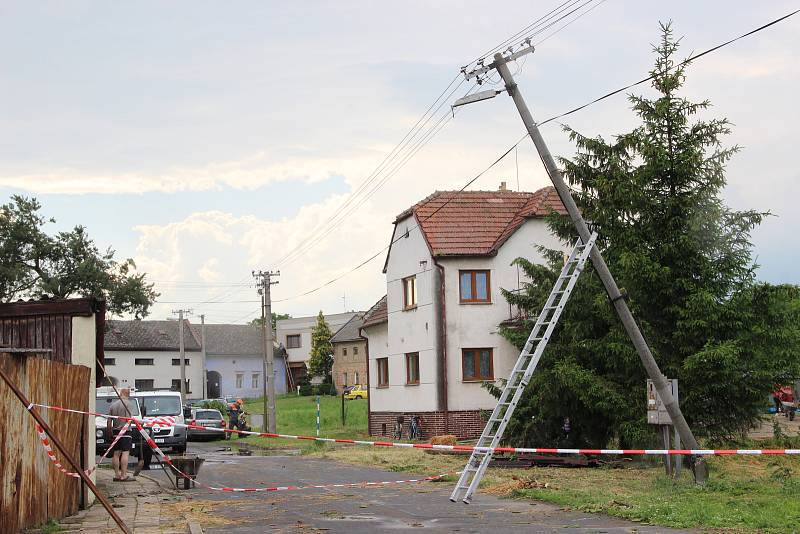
[188,408,226,440]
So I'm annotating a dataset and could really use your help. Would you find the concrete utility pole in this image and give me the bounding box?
[461,46,706,482]
[200,314,207,399]
[253,270,280,433]
[173,309,192,404]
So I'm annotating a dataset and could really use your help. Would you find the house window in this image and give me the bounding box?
[252,373,259,389]
[354,371,359,384]
[459,270,491,303]
[105,358,116,366]
[135,379,154,391]
[405,352,419,385]
[402,276,417,309]
[171,379,190,393]
[343,372,348,387]
[235,373,244,389]
[171,358,190,366]
[353,346,358,355]
[135,358,154,366]
[376,358,389,387]
[343,347,348,356]
[462,348,494,381]
[287,334,301,349]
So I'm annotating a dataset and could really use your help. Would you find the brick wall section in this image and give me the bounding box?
[369,410,487,440]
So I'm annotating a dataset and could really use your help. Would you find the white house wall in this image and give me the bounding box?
[378,219,439,413]
[206,354,288,398]
[71,315,97,499]
[441,218,566,411]
[104,350,204,400]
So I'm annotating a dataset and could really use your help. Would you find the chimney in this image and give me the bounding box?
[499,181,507,191]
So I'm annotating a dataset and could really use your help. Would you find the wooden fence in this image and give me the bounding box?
[0,353,90,533]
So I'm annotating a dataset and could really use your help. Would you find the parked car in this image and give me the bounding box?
[344,384,368,400]
[95,391,142,456]
[132,390,188,453]
[188,408,226,440]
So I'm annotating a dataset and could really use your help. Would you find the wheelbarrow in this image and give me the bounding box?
[166,454,205,489]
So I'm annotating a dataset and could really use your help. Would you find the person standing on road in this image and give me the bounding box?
[228,399,243,438]
[107,388,135,482]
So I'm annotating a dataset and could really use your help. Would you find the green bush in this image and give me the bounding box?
[297,375,312,396]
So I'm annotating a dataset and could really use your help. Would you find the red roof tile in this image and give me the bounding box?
[361,295,387,329]
[394,186,566,257]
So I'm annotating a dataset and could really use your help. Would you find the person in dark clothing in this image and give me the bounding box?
[228,399,243,438]
[562,417,572,447]
[133,406,153,476]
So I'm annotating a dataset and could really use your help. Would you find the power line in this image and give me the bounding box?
[270,7,799,305]
[537,8,800,127]
[272,75,467,267]
[274,3,602,269]
[273,134,525,304]
[464,0,581,68]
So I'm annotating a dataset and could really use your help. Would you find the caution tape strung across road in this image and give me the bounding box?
[32,402,800,456]
[34,417,451,493]
[36,422,131,478]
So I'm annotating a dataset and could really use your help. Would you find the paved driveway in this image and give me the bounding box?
[176,440,691,533]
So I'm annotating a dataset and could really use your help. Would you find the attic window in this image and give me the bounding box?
[113,329,122,335]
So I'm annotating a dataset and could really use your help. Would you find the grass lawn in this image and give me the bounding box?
[311,440,800,533]
[237,394,368,450]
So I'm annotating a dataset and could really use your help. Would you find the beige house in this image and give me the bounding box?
[330,312,367,391]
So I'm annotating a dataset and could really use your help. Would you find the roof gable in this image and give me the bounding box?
[389,186,565,259]
[330,313,366,343]
[361,296,387,329]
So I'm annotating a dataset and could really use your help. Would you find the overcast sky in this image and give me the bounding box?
[2,1,798,324]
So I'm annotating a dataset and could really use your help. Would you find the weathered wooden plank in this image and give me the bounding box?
[0,354,90,532]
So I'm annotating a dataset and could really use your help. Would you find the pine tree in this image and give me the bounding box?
[308,311,334,382]
[500,23,800,447]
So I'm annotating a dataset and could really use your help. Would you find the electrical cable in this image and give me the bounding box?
[269,7,799,305]
[275,2,601,269]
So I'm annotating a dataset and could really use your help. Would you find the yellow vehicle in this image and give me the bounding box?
[344,384,368,400]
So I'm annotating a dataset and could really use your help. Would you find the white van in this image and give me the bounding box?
[132,390,188,454]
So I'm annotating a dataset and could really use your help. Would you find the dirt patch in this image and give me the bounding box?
[484,476,552,497]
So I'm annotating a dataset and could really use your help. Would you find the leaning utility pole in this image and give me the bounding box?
[458,44,706,482]
[173,309,192,403]
[253,270,279,433]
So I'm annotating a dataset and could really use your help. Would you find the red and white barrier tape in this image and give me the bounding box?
[36,422,131,478]
[32,402,800,456]
[35,415,452,494]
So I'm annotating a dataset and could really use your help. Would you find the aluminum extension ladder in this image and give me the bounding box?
[450,232,598,504]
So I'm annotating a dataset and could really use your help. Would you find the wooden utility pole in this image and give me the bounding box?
[173,309,192,403]
[200,314,207,399]
[253,270,279,433]
[459,45,706,483]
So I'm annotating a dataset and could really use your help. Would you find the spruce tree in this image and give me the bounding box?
[308,311,334,382]
[500,23,800,447]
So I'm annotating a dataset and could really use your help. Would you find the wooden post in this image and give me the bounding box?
[0,364,132,534]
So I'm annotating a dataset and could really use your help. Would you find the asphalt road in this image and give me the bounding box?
[149,439,693,533]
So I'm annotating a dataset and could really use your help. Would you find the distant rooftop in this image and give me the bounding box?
[106,319,200,351]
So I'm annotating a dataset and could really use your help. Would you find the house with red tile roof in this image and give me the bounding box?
[362,184,567,440]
